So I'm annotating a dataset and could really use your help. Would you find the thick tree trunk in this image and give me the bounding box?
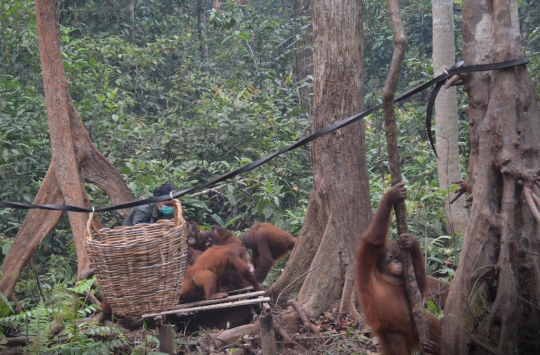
[0,0,134,298]
[432,0,469,237]
[442,1,540,354]
[275,0,370,319]
[268,192,324,304]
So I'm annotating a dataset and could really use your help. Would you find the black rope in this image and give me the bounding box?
[0,57,529,213]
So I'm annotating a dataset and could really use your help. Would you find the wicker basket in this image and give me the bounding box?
[85,199,187,316]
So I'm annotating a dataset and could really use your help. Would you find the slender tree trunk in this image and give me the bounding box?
[270,0,370,319]
[197,0,209,73]
[432,0,469,238]
[442,1,540,353]
[382,0,429,349]
[125,0,135,44]
[0,0,134,298]
[292,0,313,115]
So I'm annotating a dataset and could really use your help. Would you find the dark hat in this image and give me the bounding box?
[153,183,176,196]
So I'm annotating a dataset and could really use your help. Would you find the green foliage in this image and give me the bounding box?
[0,273,128,354]
[0,0,310,233]
[131,334,165,355]
[520,0,540,96]
[1,2,540,351]
[426,299,443,319]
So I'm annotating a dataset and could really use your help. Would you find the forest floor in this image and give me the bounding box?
[0,309,381,354]
[125,308,380,354]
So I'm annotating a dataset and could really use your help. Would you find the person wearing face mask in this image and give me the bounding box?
[122,183,177,226]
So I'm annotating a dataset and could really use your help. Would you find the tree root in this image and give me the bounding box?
[273,318,306,351]
[288,299,320,335]
[346,295,364,324]
[524,187,540,224]
[85,287,112,314]
[468,335,506,355]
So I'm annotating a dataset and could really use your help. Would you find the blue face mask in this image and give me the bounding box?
[160,205,175,215]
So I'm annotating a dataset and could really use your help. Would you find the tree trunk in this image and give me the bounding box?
[0,0,134,298]
[383,0,429,349]
[125,0,135,44]
[197,0,209,73]
[268,192,324,304]
[271,0,370,319]
[432,0,469,237]
[293,0,313,115]
[442,1,540,353]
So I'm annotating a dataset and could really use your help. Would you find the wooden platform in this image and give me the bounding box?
[141,288,270,319]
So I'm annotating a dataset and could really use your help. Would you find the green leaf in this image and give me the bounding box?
[211,214,224,226]
[426,299,438,314]
[239,32,250,40]
[0,291,14,314]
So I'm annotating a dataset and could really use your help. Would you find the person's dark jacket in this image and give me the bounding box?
[122,203,173,226]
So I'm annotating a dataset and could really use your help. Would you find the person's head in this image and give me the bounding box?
[153,183,176,197]
[153,183,176,215]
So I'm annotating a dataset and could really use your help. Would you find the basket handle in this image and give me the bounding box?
[85,212,102,241]
[85,212,94,242]
[172,199,186,227]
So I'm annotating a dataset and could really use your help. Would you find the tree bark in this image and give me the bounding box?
[442,1,540,353]
[0,0,134,298]
[432,0,469,238]
[197,0,209,73]
[277,0,370,319]
[158,324,175,354]
[293,0,313,114]
[125,0,135,44]
[259,304,277,355]
[268,191,323,304]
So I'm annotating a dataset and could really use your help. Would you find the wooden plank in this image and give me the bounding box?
[175,297,271,315]
[225,286,254,295]
[142,297,270,318]
[173,291,266,310]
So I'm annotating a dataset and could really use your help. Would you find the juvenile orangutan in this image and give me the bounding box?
[355,182,441,355]
[180,243,263,301]
[240,222,296,282]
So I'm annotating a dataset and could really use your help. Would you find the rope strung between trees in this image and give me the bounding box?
[0,57,529,214]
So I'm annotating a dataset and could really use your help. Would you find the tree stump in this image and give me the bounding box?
[259,303,277,355]
[158,323,175,354]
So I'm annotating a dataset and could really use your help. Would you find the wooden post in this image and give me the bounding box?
[382,0,430,352]
[259,303,277,355]
[156,316,175,355]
